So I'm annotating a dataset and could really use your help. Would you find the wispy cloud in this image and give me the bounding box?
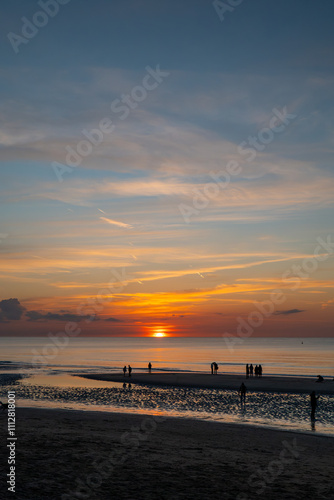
[25,310,99,322]
[99,217,133,229]
[321,299,334,310]
[273,309,305,316]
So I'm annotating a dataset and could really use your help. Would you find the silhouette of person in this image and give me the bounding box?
[211,362,214,375]
[254,365,258,377]
[316,375,324,383]
[123,365,127,376]
[246,364,249,379]
[128,365,132,377]
[238,383,246,403]
[249,364,253,377]
[148,362,152,373]
[310,391,319,420]
[258,364,262,377]
[214,362,219,374]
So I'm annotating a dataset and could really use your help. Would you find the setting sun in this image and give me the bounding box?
[153,329,166,338]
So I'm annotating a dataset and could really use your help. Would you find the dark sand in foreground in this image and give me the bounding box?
[80,372,334,394]
[0,408,333,500]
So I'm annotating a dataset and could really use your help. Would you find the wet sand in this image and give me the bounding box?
[80,372,334,394]
[0,408,332,500]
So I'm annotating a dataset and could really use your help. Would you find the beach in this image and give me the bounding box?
[80,372,334,395]
[0,407,332,500]
[1,365,333,498]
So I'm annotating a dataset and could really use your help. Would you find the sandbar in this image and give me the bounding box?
[79,372,334,394]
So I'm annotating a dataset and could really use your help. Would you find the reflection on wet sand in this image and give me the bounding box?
[0,372,333,435]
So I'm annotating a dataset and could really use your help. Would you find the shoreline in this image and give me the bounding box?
[78,371,334,394]
[1,407,332,499]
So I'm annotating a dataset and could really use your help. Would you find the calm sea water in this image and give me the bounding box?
[1,337,333,435]
[0,336,333,377]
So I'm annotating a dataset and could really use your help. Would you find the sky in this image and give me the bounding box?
[0,0,333,337]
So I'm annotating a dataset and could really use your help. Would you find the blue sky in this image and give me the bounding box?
[0,0,333,336]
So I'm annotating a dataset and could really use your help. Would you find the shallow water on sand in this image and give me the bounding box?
[1,372,333,436]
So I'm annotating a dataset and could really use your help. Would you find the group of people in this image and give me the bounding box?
[246,363,262,378]
[123,365,132,377]
[123,362,153,376]
[210,362,219,374]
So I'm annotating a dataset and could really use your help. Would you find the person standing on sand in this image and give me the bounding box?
[128,365,132,377]
[123,365,127,376]
[259,364,262,377]
[246,364,249,378]
[310,391,319,420]
[238,383,246,403]
[211,362,214,375]
[148,362,152,373]
[214,362,218,374]
[250,364,253,377]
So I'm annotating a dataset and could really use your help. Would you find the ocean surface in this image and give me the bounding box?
[0,336,333,376]
[0,337,333,436]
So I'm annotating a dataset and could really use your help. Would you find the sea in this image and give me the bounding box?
[0,337,333,436]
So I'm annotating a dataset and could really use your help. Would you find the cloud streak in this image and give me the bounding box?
[273,309,305,316]
[99,217,133,229]
[25,311,99,322]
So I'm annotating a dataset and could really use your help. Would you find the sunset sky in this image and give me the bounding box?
[0,0,333,337]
